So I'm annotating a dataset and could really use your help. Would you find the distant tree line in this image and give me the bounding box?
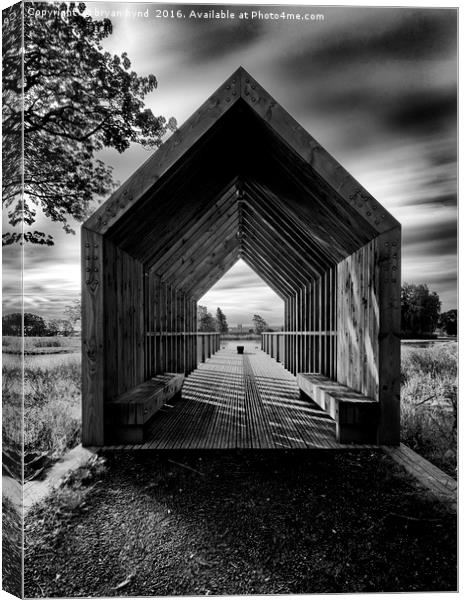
[7,288,454,339]
[197,307,273,335]
[2,301,81,337]
[2,313,73,337]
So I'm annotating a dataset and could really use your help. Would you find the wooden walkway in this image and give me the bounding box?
[100,343,374,450]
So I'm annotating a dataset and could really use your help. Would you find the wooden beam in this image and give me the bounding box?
[134,175,239,265]
[81,228,105,446]
[376,227,401,445]
[239,68,399,235]
[242,208,315,287]
[158,205,239,282]
[241,247,293,298]
[192,247,241,299]
[245,179,335,271]
[147,183,238,271]
[173,227,240,294]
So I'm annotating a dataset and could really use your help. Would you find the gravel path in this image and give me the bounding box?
[25,449,456,597]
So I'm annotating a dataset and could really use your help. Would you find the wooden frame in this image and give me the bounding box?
[82,67,401,446]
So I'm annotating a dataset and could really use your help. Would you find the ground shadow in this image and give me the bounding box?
[24,449,456,597]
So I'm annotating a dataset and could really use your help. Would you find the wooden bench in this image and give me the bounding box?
[105,373,184,443]
[297,373,379,444]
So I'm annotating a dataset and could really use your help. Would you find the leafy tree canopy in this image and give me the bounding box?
[46,318,74,336]
[438,309,457,336]
[2,1,176,246]
[197,305,216,332]
[2,312,47,336]
[401,283,441,337]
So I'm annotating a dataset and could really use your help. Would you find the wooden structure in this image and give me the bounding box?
[82,67,401,446]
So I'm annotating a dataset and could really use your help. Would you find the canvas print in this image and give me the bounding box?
[2,1,458,597]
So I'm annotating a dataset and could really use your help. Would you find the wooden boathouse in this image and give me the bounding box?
[81,67,401,448]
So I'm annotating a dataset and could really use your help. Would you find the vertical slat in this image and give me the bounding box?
[103,239,118,402]
[144,271,150,379]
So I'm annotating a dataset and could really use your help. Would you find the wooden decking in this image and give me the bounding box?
[99,344,375,450]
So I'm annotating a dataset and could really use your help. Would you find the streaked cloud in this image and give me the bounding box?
[3,4,456,321]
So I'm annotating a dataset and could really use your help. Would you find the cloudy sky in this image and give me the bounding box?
[3,2,457,327]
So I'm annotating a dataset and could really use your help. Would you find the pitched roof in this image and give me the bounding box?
[84,67,400,297]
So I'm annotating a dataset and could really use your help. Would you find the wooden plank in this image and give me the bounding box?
[376,227,401,444]
[244,180,333,272]
[147,184,237,271]
[383,444,456,509]
[107,374,184,423]
[105,374,184,444]
[297,373,378,444]
[81,228,105,446]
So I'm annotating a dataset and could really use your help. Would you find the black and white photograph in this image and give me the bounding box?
[1,1,458,597]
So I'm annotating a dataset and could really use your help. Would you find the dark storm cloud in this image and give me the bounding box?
[279,8,456,78]
[270,8,457,151]
[387,90,456,135]
[404,219,457,256]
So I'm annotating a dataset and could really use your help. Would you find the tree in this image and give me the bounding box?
[45,319,60,337]
[2,313,47,336]
[47,319,74,336]
[401,283,441,336]
[438,309,457,336]
[2,1,176,246]
[197,305,216,332]
[2,313,22,336]
[64,299,81,330]
[25,314,47,336]
[252,314,269,335]
[215,307,228,333]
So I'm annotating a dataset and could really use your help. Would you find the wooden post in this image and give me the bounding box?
[376,228,401,444]
[201,335,206,363]
[81,228,105,446]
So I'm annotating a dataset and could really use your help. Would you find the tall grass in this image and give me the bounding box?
[401,343,457,477]
[2,335,81,353]
[24,358,82,459]
[2,356,82,469]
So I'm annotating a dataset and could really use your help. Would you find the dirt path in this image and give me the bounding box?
[25,450,456,597]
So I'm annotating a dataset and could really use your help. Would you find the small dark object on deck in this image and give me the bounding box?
[237,346,244,354]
